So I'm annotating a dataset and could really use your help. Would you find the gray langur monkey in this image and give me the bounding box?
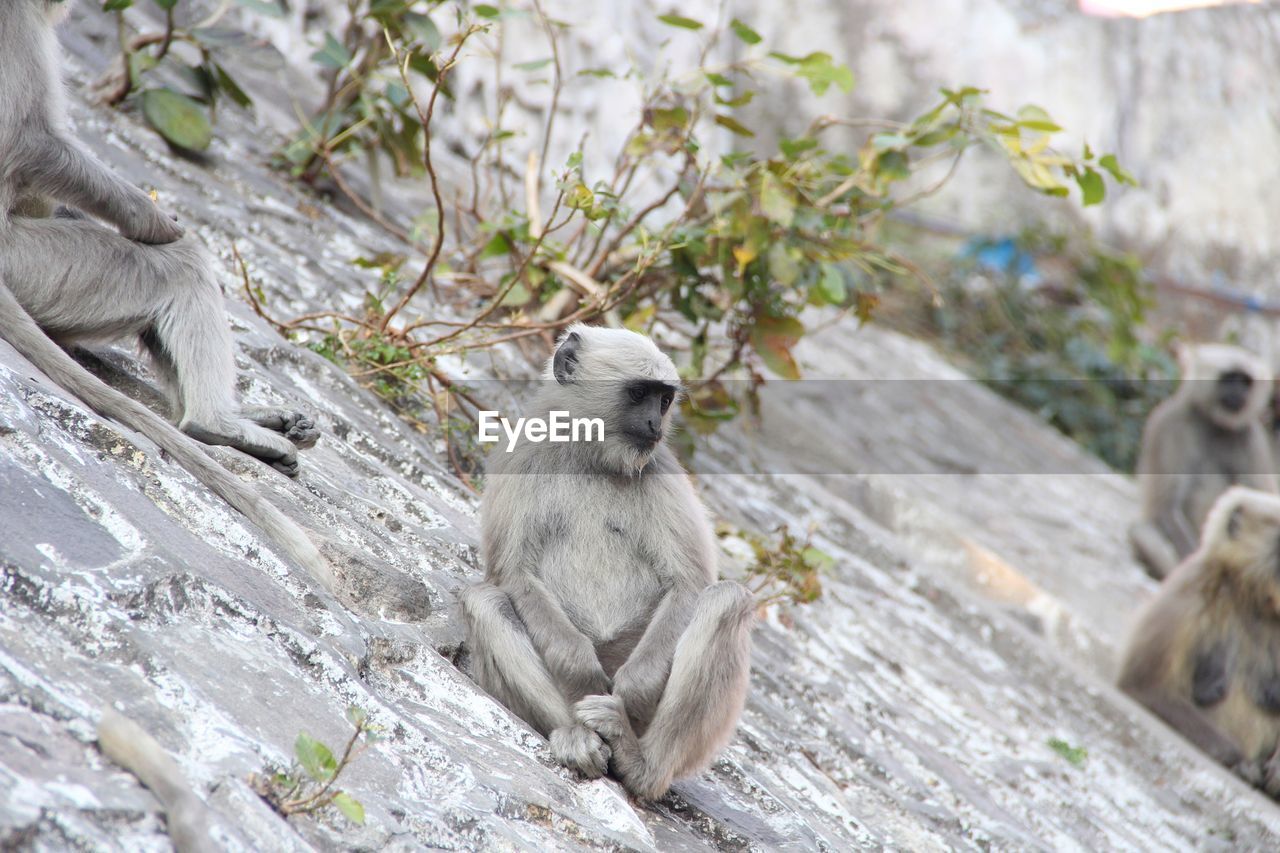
[1129,344,1277,580]
[1,0,318,476]
[461,324,755,800]
[1119,486,1280,797]
[0,2,341,590]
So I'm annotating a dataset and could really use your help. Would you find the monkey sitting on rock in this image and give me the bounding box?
[1129,344,1277,580]
[461,324,755,800]
[1119,486,1280,796]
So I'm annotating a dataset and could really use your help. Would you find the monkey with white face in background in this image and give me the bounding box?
[1119,486,1280,796]
[461,324,755,800]
[1128,344,1277,580]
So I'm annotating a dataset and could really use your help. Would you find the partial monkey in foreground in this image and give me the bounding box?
[462,324,755,800]
[1129,344,1276,580]
[0,2,338,588]
[1119,486,1280,796]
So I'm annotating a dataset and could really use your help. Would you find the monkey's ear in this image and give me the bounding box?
[553,332,582,385]
[1226,506,1245,539]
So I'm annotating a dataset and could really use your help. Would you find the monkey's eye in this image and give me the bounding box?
[628,386,647,404]
[660,392,674,414]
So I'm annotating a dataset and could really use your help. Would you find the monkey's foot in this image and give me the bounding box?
[246,410,321,449]
[574,694,630,745]
[549,725,610,779]
[183,420,300,478]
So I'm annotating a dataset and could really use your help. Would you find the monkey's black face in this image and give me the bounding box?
[1217,370,1254,415]
[618,380,676,451]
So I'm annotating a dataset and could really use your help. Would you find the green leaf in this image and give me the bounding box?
[141,88,213,151]
[759,172,795,226]
[1016,104,1062,132]
[817,264,846,303]
[404,12,442,51]
[729,18,762,44]
[578,68,616,79]
[772,52,854,95]
[513,58,553,72]
[649,106,689,132]
[103,0,134,12]
[1098,153,1137,186]
[751,315,804,380]
[499,282,531,306]
[714,89,754,108]
[332,792,366,825]
[480,233,512,259]
[233,0,285,18]
[875,150,910,182]
[714,114,755,137]
[779,137,817,159]
[153,0,179,9]
[474,4,501,18]
[1076,168,1105,206]
[345,706,368,728]
[294,733,337,783]
[311,32,352,70]
[212,63,253,109]
[705,72,733,87]
[657,13,703,30]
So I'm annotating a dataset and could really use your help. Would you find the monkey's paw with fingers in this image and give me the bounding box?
[248,410,321,449]
[550,725,611,779]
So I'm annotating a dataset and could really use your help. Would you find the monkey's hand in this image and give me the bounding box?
[1242,745,1280,799]
[118,190,185,244]
[549,725,610,779]
[611,656,670,729]
[545,635,611,699]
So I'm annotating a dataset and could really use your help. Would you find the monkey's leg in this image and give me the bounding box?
[575,581,754,800]
[1,219,303,476]
[1128,521,1181,580]
[461,582,611,778]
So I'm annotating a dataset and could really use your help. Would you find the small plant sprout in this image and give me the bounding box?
[1047,737,1088,768]
[730,523,834,610]
[251,706,381,826]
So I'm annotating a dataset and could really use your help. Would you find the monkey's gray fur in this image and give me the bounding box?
[461,324,755,800]
[1129,344,1277,580]
[98,706,235,852]
[0,2,343,590]
[1,1,319,476]
[1119,486,1280,797]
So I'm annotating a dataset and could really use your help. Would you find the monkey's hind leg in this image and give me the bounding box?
[575,581,755,800]
[1128,520,1182,581]
[460,582,611,779]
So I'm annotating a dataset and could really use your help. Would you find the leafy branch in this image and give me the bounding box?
[250,706,378,826]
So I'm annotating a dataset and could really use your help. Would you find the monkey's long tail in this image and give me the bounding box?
[0,280,336,593]
[97,706,228,853]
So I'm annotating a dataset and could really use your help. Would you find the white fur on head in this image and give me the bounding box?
[1197,486,1280,582]
[42,0,71,25]
[544,323,680,385]
[1179,343,1273,430]
[541,324,682,474]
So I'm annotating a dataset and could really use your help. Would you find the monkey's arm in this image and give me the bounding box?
[1241,429,1279,495]
[503,573,611,699]
[611,585,702,727]
[18,134,183,244]
[1126,687,1245,766]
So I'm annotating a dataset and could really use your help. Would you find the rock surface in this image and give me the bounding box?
[2,6,1280,852]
